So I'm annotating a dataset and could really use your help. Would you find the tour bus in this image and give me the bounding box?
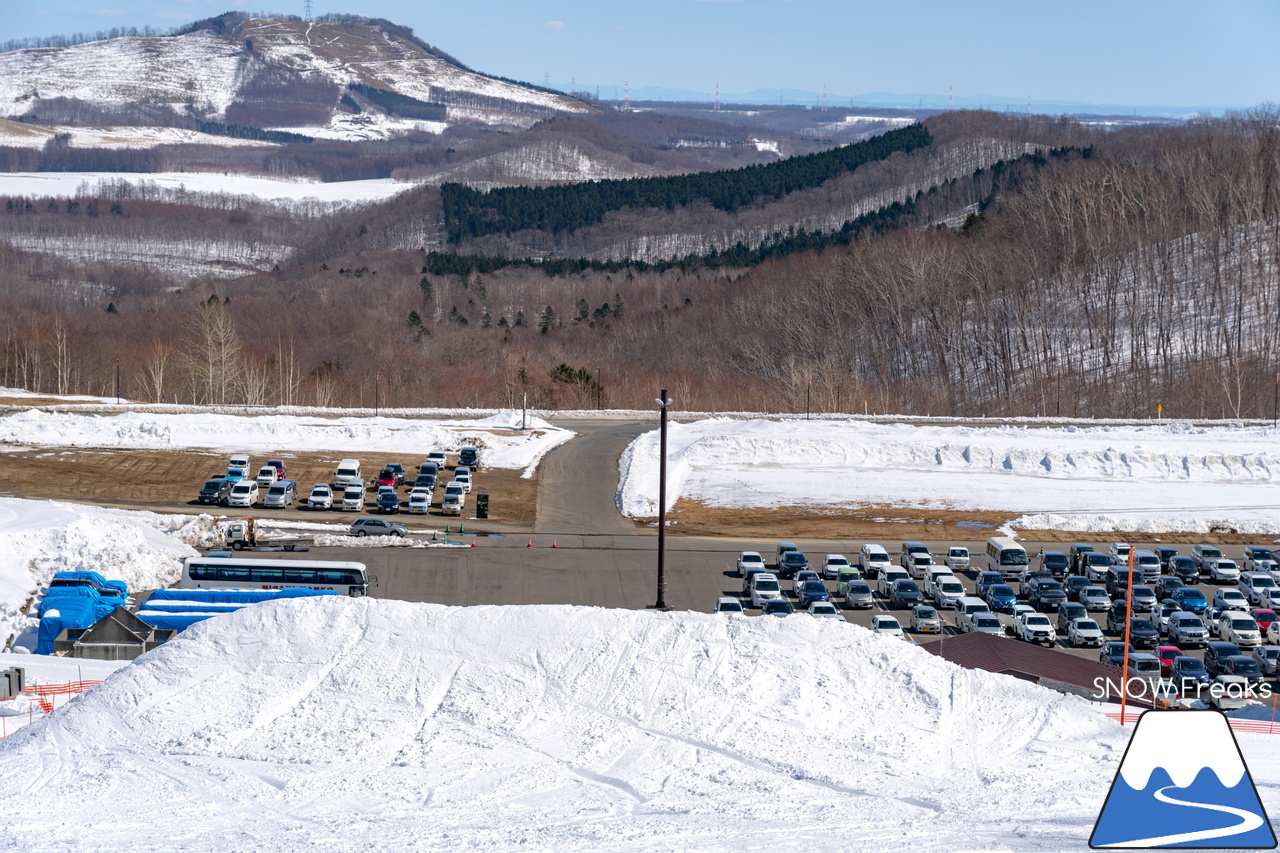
[181,556,372,597]
[984,537,1029,579]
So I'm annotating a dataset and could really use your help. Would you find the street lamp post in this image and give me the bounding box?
[114,360,120,405]
[374,369,380,416]
[596,366,601,411]
[652,389,672,611]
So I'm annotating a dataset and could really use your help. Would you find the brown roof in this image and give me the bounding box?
[917,632,1149,707]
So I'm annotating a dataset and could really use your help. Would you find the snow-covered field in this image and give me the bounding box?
[0,171,416,204]
[0,594,1187,851]
[617,418,1280,534]
[0,409,574,477]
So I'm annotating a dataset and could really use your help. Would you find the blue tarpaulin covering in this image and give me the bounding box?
[38,586,121,618]
[134,611,226,632]
[52,571,128,598]
[144,588,332,605]
[35,598,115,654]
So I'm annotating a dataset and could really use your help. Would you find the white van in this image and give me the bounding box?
[335,458,362,488]
[442,481,465,516]
[954,596,992,628]
[341,480,365,512]
[263,479,297,508]
[984,537,1029,579]
[227,479,259,508]
[859,544,891,578]
[255,465,279,488]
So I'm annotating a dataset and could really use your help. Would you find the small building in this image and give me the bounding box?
[54,606,176,661]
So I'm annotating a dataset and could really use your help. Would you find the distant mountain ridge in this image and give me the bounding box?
[0,13,591,138]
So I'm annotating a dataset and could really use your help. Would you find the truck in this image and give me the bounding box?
[1014,610,1057,646]
[215,517,312,552]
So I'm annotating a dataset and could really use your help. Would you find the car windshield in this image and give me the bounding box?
[1132,619,1155,631]
[868,554,889,563]
[1180,591,1206,601]
[992,585,1014,596]
[742,554,762,563]
[1045,556,1068,567]
[1200,547,1222,559]
[1176,618,1202,627]
[719,602,743,612]
[1088,554,1110,566]
[895,581,920,592]
[755,580,779,592]
[976,617,1001,628]
[878,619,901,630]
[827,558,848,566]
[1026,616,1050,626]
[1231,619,1257,630]
[915,608,938,619]
[1233,660,1261,674]
[763,601,791,613]
[783,553,806,565]
[1176,658,1205,671]
[1075,620,1099,631]
[1261,649,1280,660]
[849,583,871,594]
[802,582,826,592]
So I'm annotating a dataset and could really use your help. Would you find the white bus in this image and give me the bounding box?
[984,537,1029,579]
[181,556,372,597]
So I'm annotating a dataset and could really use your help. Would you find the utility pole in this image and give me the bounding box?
[596,366,601,411]
[114,359,120,405]
[652,389,672,611]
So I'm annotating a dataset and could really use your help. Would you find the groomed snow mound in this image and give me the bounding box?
[0,598,1125,850]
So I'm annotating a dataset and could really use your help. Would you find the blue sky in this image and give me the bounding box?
[4,0,1277,109]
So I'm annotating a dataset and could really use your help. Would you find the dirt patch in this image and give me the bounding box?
[0,447,535,527]
[656,499,1280,546]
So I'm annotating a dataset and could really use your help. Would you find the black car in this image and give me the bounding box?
[1105,568,1133,599]
[1056,601,1088,632]
[1069,543,1096,573]
[778,551,809,579]
[1154,576,1185,600]
[375,490,401,513]
[197,477,233,505]
[1154,546,1180,569]
[458,445,481,470]
[1040,551,1070,578]
[889,579,925,609]
[1064,575,1091,601]
[1223,655,1266,686]
[1106,601,1130,633]
[1099,640,1127,667]
[1168,556,1200,584]
[1029,580,1068,612]
[1204,640,1243,676]
[1127,618,1160,649]
[413,472,438,492]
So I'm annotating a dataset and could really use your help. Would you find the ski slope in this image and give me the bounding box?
[0,596,1144,851]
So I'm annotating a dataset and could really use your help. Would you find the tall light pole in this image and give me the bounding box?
[114,359,120,405]
[374,369,380,416]
[596,366,601,411]
[652,389,672,611]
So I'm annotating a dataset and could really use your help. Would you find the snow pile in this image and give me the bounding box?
[0,498,211,648]
[0,410,574,475]
[617,418,1280,532]
[0,597,1132,850]
[0,172,414,205]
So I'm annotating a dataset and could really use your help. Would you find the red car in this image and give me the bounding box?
[266,459,286,480]
[374,468,400,489]
[1156,644,1184,677]
[1252,608,1278,634]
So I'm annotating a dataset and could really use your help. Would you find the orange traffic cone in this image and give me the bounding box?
[526,538,532,548]
[552,538,557,548]
[470,538,476,547]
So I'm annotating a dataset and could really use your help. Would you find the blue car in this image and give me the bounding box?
[1172,587,1208,614]
[975,571,1003,598]
[797,580,831,608]
[985,584,1018,613]
[1171,655,1209,684]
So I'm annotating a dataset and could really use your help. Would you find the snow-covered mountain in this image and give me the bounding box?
[0,14,590,138]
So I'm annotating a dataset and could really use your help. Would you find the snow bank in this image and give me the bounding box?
[0,410,574,475]
[0,498,212,649]
[0,171,415,204]
[617,417,1280,532]
[0,597,1130,850]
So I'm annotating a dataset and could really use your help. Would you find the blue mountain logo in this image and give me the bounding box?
[1091,710,1276,848]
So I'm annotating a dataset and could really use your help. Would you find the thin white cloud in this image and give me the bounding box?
[543,20,567,31]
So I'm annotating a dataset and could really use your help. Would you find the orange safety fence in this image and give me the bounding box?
[19,680,103,714]
[1107,712,1280,734]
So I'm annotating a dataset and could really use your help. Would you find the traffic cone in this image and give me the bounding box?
[552,538,557,548]
[470,538,476,547]
[432,529,437,541]
[459,523,465,534]
[445,523,451,534]
[526,538,532,548]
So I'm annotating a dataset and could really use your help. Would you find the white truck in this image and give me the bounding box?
[214,518,312,552]
[1014,611,1057,646]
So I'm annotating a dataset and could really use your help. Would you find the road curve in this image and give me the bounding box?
[533,419,647,535]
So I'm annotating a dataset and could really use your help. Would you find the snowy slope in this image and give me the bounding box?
[617,417,1280,533]
[0,597,1136,850]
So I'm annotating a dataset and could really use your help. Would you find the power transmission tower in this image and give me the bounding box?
[303,0,313,20]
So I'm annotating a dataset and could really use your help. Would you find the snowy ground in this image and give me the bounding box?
[0,171,417,204]
[0,595,1187,851]
[0,409,574,477]
[617,418,1280,534]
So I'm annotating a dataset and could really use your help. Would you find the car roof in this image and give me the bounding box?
[716,596,739,604]
[825,554,847,560]
[740,551,762,558]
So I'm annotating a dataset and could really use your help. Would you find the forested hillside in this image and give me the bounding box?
[0,109,1276,419]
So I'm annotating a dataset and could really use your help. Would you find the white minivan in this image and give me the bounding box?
[341,480,365,512]
[227,479,259,508]
[859,544,892,578]
[441,481,465,516]
[335,458,362,488]
[263,479,297,508]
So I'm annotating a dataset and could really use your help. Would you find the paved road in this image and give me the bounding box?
[532,419,646,536]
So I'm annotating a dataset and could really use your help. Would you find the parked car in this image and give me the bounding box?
[777,551,810,580]
[1149,599,1182,636]
[797,580,831,608]
[263,479,297,509]
[1191,544,1224,574]
[748,573,783,608]
[792,570,822,594]
[227,480,260,508]
[900,541,930,570]
[1105,601,1129,633]
[907,553,936,580]
[1168,556,1200,584]
[1014,611,1056,645]
[407,489,431,514]
[984,584,1018,613]
[1240,572,1279,605]
[1244,546,1278,573]
[1028,579,1068,612]
[1082,552,1113,582]
[1099,640,1128,667]
[1203,640,1243,677]
[932,576,966,610]
[441,481,465,516]
[910,605,943,633]
[713,597,744,614]
[1209,675,1252,710]
[821,554,851,580]
[1064,575,1091,601]
[944,547,970,571]
[374,468,400,490]
[225,463,250,483]
[1127,618,1160,649]
[1251,608,1280,635]
[1156,645,1184,677]
[843,580,874,609]
[413,472,438,493]
[458,445,481,471]
[1108,542,1132,565]
[376,489,401,513]
[426,450,447,469]
[265,459,286,479]
[197,477,234,505]
[1252,645,1280,677]
[1214,588,1250,612]
[836,568,863,597]
[1153,576,1185,600]
[349,517,407,537]
[307,483,333,510]
[1209,559,1242,584]
[889,579,925,609]
[334,458,361,489]
[255,465,280,488]
[737,551,767,578]
[761,599,794,617]
[808,601,842,619]
[869,614,906,638]
[341,481,365,512]
[1171,587,1209,613]
[1222,655,1266,686]
[1167,612,1210,647]
[1038,551,1070,578]
[1079,586,1111,612]
[453,466,473,494]
[858,544,892,578]
[1068,543,1096,573]
[1154,546,1180,569]
[383,462,404,485]
[1068,618,1104,647]
[877,568,910,598]
[1170,655,1209,684]
[1056,602,1088,633]
[1218,613,1262,647]
[1129,585,1157,610]
[1126,651,1162,682]
[975,571,1004,598]
[967,612,1006,637]
[1133,550,1162,582]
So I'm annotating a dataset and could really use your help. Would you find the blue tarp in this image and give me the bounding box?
[35,598,115,655]
[52,570,128,598]
[38,586,121,618]
[144,588,334,605]
[134,612,223,632]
